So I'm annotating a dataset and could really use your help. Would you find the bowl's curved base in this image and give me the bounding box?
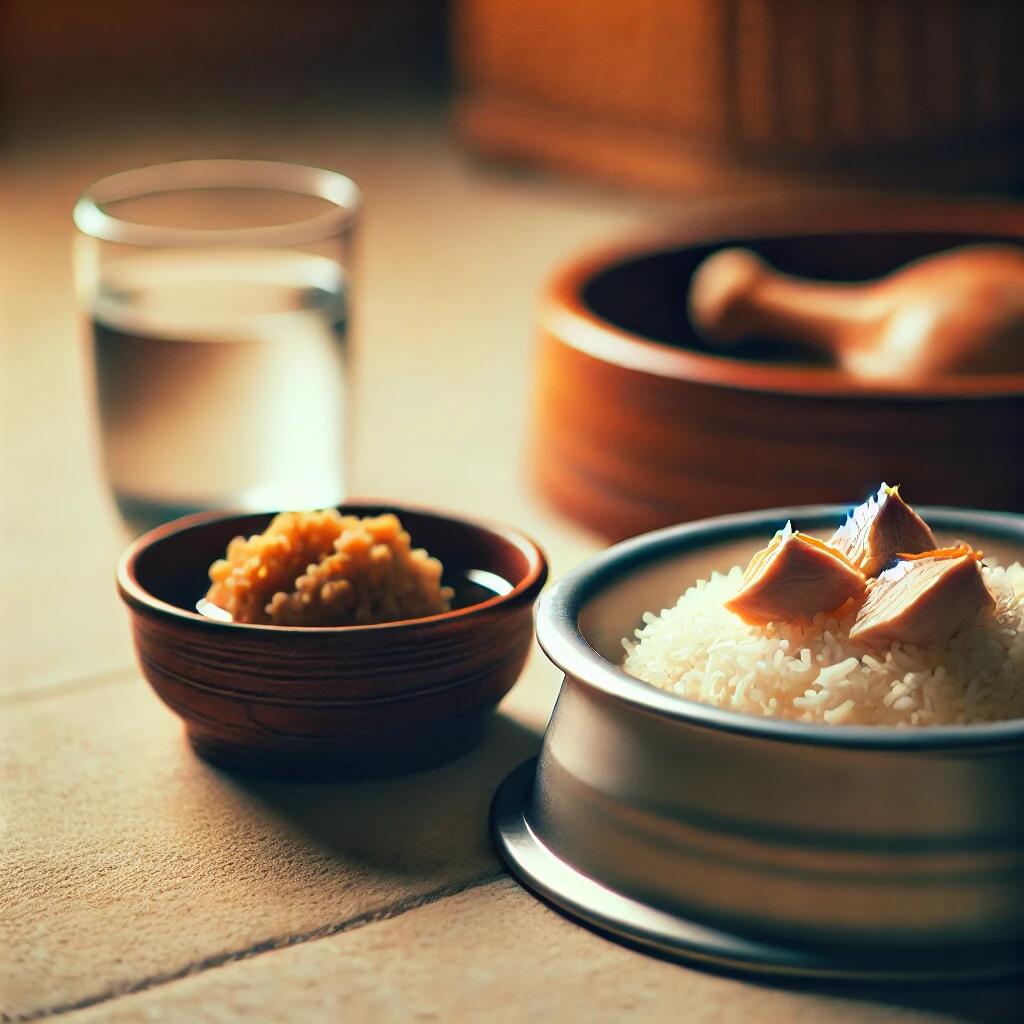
[492,759,1024,985]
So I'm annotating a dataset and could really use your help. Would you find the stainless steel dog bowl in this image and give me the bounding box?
[493,506,1024,982]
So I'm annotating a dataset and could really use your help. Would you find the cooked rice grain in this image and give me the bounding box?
[622,563,1024,726]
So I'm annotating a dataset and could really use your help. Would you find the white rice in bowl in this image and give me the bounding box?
[622,562,1024,726]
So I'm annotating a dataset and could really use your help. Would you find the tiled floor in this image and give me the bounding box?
[3,98,1020,1022]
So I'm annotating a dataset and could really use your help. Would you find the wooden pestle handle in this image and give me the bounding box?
[688,248,886,361]
[688,244,1024,378]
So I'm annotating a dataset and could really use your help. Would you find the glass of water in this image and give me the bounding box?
[73,160,360,534]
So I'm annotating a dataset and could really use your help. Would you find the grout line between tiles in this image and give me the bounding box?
[7,870,510,1023]
[0,664,137,708]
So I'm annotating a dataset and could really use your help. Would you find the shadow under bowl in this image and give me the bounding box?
[493,504,1024,982]
[533,195,1024,540]
[117,503,547,779]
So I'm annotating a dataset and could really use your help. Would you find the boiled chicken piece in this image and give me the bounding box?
[849,544,994,648]
[830,483,936,577]
[725,522,866,625]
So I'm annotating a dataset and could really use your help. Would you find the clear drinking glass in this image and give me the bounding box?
[73,160,360,534]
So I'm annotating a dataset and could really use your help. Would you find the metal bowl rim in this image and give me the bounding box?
[535,504,1024,751]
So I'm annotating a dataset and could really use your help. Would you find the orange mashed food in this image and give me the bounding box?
[206,510,454,626]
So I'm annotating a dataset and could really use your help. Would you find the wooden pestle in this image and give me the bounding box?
[688,244,1024,380]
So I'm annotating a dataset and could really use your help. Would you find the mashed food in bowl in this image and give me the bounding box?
[623,486,1023,726]
[206,510,454,626]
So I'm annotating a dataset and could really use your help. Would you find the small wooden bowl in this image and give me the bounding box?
[533,195,1024,541]
[117,503,548,778]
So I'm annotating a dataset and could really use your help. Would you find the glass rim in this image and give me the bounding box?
[72,159,361,248]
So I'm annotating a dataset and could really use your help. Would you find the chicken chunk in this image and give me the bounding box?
[725,522,866,625]
[830,483,936,577]
[849,544,995,648]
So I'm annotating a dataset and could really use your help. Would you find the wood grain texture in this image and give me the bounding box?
[456,0,1024,194]
[531,197,1024,541]
[117,505,547,778]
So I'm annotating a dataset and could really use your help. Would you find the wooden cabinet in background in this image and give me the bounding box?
[455,0,1024,194]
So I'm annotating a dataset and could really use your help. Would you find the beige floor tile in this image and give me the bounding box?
[1,674,545,1018]
[56,878,1024,1024]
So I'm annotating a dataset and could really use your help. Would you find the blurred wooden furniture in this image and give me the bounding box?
[456,0,1024,193]
[0,0,450,124]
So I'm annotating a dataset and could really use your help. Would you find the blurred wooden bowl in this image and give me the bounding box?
[117,503,547,778]
[533,196,1024,541]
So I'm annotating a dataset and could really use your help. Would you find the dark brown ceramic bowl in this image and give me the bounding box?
[533,195,1024,541]
[117,503,548,778]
